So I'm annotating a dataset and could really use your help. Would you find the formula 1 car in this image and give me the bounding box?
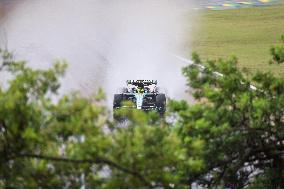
[113,80,166,115]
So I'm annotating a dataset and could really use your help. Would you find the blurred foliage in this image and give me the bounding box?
[0,36,284,188]
[0,49,195,188]
[270,35,284,64]
[175,37,284,188]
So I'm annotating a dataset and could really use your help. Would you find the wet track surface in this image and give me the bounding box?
[0,0,280,106]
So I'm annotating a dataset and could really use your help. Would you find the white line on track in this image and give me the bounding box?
[174,55,257,91]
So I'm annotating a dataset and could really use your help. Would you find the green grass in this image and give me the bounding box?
[191,1,284,74]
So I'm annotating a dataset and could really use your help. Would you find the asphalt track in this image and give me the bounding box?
[199,0,279,10]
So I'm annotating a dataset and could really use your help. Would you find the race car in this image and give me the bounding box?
[113,80,166,115]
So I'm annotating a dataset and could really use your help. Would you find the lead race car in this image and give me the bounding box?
[113,80,166,115]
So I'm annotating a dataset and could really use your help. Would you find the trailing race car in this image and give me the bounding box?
[113,80,166,115]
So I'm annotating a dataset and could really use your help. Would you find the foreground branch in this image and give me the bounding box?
[13,153,151,187]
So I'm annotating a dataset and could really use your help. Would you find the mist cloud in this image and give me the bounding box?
[1,0,197,105]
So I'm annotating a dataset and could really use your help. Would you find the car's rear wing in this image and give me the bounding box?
[126,80,157,86]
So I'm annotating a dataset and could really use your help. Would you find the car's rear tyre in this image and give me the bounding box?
[113,94,123,109]
[113,94,124,121]
[156,94,166,115]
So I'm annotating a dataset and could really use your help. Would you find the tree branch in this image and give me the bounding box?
[13,153,152,187]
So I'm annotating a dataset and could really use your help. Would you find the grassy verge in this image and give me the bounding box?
[191,0,284,74]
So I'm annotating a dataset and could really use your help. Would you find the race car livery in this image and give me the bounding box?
[113,80,166,115]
